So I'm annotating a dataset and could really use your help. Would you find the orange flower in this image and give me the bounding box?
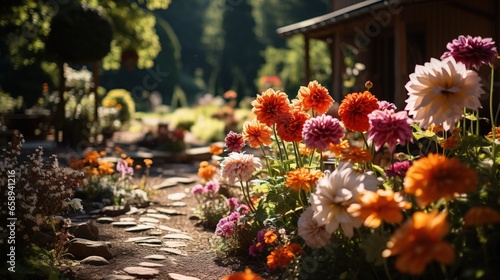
[242,119,273,148]
[264,230,277,244]
[297,80,334,114]
[328,139,350,157]
[298,143,314,156]
[68,157,84,170]
[441,129,460,149]
[144,159,153,167]
[463,206,500,227]
[84,166,99,176]
[382,211,455,275]
[487,126,500,140]
[427,124,444,133]
[120,153,127,159]
[135,164,142,170]
[83,150,100,165]
[340,146,372,164]
[266,243,302,270]
[251,88,291,126]
[276,110,309,142]
[285,167,323,192]
[404,153,478,207]
[99,151,107,157]
[98,161,115,175]
[222,268,263,280]
[125,157,134,167]
[198,162,217,181]
[348,189,411,228]
[338,91,379,132]
[209,144,223,155]
[223,90,238,100]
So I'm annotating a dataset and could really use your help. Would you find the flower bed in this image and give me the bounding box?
[201,35,500,280]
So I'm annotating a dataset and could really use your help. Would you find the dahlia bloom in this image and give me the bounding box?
[404,57,484,130]
[382,211,455,275]
[404,153,478,207]
[285,167,323,192]
[276,110,309,142]
[242,119,273,148]
[378,100,397,111]
[297,80,334,114]
[340,146,372,164]
[225,131,245,152]
[226,197,240,210]
[302,115,345,151]
[220,152,262,185]
[338,91,379,132]
[298,207,331,249]
[310,162,380,237]
[385,160,411,178]
[463,206,500,227]
[198,161,217,181]
[367,109,413,152]
[251,88,291,126]
[441,35,498,70]
[203,180,220,193]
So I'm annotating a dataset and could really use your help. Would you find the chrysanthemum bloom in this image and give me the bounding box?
[340,146,372,164]
[338,91,379,132]
[487,126,500,140]
[242,119,273,148]
[297,80,334,114]
[378,100,397,111]
[266,243,303,270]
[285,167,323,192]
[404,153,478,207]
[404,57,484,131]
[328,139,350,158]
[251,88,291,126]
[220,152,262,185]
[382,211,455,275]
[367,109,413,152]
[463,206,500,227]
[298,143,314,156]
[209,144,223,155]
[276,110,309,142]
[298,207,331,249]
[302,115,345,151]
[441,35,498,69]
[84,150,100,165]
[222,268,263,280]
[385,161,411,178]
[143,158,153,167]
[225,131,245,152]
[310,162,380,237]
[264,230,277,244]
[198,162,217,181]
[347,189,411,228]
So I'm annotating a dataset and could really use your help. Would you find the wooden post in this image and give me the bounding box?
[304,34,311,84]
[394,14,407,109]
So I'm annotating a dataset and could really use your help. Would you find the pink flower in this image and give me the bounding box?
[302,115,345,151]
[298,207,331,249]
[225,131,245,152]
[215,212,241,238]
[220,152,262,185]
[191,184,204,195]
[203,180,220,193]
[367,109,413,152]
[226,197,240,210]
[237,204,250,214]
[378,101,397,111]
[116,160,133,177]
[385,161,411,178]
[441,35,498,69]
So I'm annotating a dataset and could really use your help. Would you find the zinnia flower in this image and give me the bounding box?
[198,161,217,181]
[225,131,245,152]
[310,162,380,237]
[463,206,500,227]
[338,91,379,132]
[347,189,411,228]
[285,167,323,192]
[340,146,372,164]
[404,153,478,207]
[264,230,277,244]
[404,57,484,131]
[298,207,331,249]
[367,109,413,152]
[441,35,498,70]
[222,268,263,280]
[242,119,273,148]
[302,115,345,151]
[382,211,455,275]
[251,88,291,126]
[297,80,334,114]
[276,110,309,142]
[209,144,223,155]
[220,152,262,185]
[143,158,153,167]
[328,139,350,158]
[266,243,302,270]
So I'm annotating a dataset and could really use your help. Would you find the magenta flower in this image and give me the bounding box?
[225,131,245,152]
[237,204,250,214]
[215,212,241,238]
[116,160,133,177]
[191,184,204,195]
[302,115,345,151]
[441,35,498,69]
[367,109,413,152]
[385,161,411,178]
[203,180,220,193]
[226,197,239,210]
[378,101,397,111]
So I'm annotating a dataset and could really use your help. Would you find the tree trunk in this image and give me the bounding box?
[93,60,100,140]
[56,59,66,145]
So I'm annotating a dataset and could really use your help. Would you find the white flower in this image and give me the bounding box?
[404,57,484,130]
[298,207,331,248]
[220,152,262,185]
[66,198,83,211]
[310,162,380,238]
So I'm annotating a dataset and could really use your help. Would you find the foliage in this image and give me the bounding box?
[102,89,136,125]
[0,89,23,114]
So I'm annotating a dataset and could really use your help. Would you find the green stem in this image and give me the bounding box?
[489,65,497,187]
[260,144,272,175]
[272,124,284,163]
[293,142,302,168]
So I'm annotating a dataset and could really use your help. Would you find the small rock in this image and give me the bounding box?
[163,241,188,248]
[66,238,113,260]
[125,224,155,232]
[155,208,180,215]
[137,243,162,247]
[149,230,163,236]
[96,217,114,224]
[157,225,182,233]
[80,256,109,266]
[168,177,196,184]
[125,207,141,215]
[111,222,137,227]
[152,179,177,190]
[144,254,167,260]
[146,213,171,220]
[123,267,159,279]
[120,217,136,222]
[101,205,131,217]
[163,233,193,240]
[139,262,164,267]
[159,247,185,256]
[139,217,160,224]
[168,273,200,280]
[101,274,136,280]
[137,238,162,244]
[171,202,187,207]
[167,193,187,201]
[70,221,99,240]
[125,236,158,243]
